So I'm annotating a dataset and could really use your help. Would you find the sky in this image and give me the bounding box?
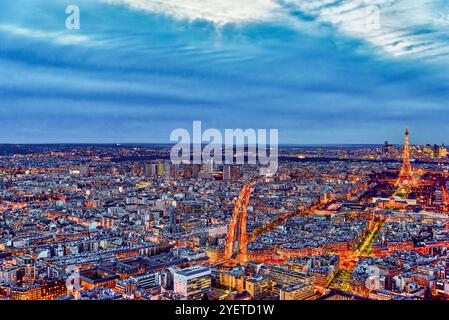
[1,0,449,144]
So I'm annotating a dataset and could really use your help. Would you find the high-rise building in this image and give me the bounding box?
[157,162,165,177]
[223,165,231,181]
[132,162,142,176]
[165,163,171,180]
[168,205,178,233]
[230,165,241,180]
[192,164,200,178]
[439,145,448,158]
[172,164,180,180]
[144,162,153,177]
[223,165,241,181]
[202,160,213,174]
[151,163,158,177]
[173,266,211,300]
[80,162,90,177]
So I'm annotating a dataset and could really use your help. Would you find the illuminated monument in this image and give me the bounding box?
[395,128,416,187]
[442,185,449,206]
[225,184,252,263]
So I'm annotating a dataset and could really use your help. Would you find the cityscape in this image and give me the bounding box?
[1,128,449,301]
[2,0,449,310]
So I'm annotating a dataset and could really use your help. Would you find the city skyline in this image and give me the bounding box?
[1,134,449,302]
[0,128,447,146]
[1,0,449,144]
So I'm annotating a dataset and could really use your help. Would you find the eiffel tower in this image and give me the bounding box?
[395,128,416,187]
[442,184,449,206]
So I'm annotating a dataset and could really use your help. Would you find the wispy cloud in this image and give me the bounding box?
[0,24,91,45]
[1,0,449,143]
[101,0,449,60]
[101,0,284,25]
[283,0,449,59]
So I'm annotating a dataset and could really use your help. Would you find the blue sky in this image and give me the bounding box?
[1,0,449,144]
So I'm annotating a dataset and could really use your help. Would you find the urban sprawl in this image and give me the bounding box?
[1,129,449,301]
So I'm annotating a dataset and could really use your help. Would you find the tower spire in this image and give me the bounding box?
[395,128,415,187]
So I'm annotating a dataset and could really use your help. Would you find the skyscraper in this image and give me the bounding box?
[223,165,231,181]
[80,162,90,177]
[157,162,165,178]
[144,162,153,177]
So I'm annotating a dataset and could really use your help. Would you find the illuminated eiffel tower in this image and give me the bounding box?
[442,184,449,206]
[395,128,416,187]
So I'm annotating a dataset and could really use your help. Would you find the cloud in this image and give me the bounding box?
[1,0,449,144]
[0,24,91,45]
[101,0,449,60]
[101,0,284,25]
[281,0,449,59]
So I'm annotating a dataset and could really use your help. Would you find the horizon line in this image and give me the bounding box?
[0,142,445,147]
